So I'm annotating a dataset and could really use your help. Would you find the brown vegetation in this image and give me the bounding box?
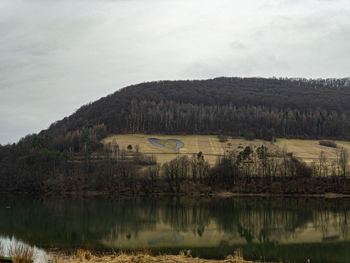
[8,243,35,263]
[53,250,258,263]
[319,140,337,148]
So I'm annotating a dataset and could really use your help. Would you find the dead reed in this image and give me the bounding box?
[8,242,35,263]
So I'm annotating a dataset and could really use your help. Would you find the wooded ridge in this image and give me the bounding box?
[1,77,350,194]
[44,77,350,140]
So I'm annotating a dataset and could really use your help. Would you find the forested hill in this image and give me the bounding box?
[1,77,350,194]
[45,77,350,140]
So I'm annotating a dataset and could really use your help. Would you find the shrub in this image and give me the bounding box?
[134,153,157,165]
[291,157,313,178]
[8,242,35,263]
[319,140,337,148]
[218,135,228,142]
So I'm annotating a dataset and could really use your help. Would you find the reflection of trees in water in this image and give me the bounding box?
[159,198,211,235]
[208,198,314,243]
[102,198,159,240]
[208,198,350,244]
[0,197,349,249]
[312,207,350,239]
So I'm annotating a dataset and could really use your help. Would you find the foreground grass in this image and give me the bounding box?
[53,250,260,263]
[8,243,34,263]
[0,241,35,263]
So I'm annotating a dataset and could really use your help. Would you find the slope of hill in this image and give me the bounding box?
[44,77,350,140]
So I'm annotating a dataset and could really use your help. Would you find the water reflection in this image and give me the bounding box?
[0,196,350,262]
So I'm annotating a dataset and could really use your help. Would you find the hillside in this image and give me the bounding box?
[1,77,350,195]
[44,77,350,140]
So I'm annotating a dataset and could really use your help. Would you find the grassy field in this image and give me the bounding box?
[103,134,350,165]
[276,139,350,164]
[103,134,269,165]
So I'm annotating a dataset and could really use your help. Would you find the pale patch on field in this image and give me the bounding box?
[152,139,178,150]
[276,139,350,164]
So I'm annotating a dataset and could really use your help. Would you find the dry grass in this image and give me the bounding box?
[8,242,35,263]
[52,249,258,263]
[276,139,350,164]
[102,134,269,165]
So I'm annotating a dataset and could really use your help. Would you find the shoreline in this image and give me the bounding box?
[212,191,350,198]
[2,191,350,198]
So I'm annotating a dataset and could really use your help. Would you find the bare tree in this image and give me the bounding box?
[0,240,4,256]
[318,151,328,177]
[339,147,349,178]
[121,146,126,160]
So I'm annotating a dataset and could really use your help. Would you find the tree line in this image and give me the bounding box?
[121,99,350,140]
[1,126,349,195]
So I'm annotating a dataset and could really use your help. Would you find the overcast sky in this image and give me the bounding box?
[1,0,350,144]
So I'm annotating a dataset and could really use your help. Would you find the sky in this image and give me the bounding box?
[1,0,350,144]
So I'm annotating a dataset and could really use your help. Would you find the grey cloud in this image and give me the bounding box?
[0,0,350,144]
[229,42,246,50]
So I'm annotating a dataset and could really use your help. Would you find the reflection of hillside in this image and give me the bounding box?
[0,197,160,248]
[0,196,349,250]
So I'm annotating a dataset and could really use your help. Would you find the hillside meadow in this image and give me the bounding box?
[102,134,350,166]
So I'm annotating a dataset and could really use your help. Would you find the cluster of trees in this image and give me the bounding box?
[319,140,337,148]
[311,147,349,178]
[197,145,313,191]
[162,153,211,193]
[137,144,350,195]
[0,124,108,193]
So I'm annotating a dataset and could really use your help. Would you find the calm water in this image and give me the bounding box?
[1,196,350,263]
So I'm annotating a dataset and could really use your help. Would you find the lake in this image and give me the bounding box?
[0,196,350,263]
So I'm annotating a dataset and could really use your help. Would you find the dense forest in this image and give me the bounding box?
[0,77,350,194]
[45,77,350,140]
